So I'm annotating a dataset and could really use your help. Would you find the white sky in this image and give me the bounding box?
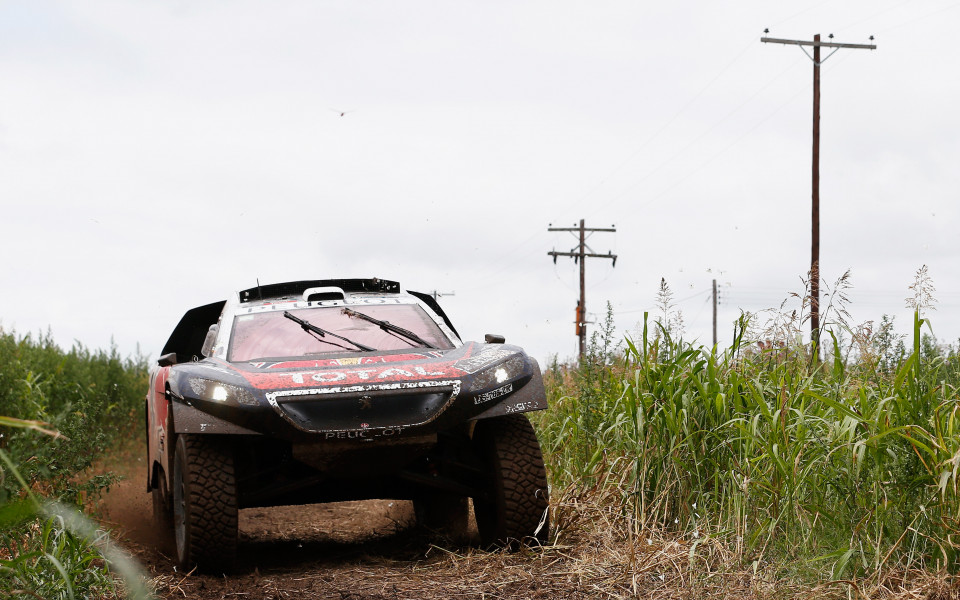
[2,0,959,365]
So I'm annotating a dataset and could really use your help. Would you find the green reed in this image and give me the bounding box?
[536,310,960,579]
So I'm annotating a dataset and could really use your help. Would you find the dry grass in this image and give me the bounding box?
[145,487,960,600]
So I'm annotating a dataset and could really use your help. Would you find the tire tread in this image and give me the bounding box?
[177,435,238,572]
[474,414,549,547]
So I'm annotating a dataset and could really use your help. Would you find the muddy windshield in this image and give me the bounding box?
[228,304,454,362]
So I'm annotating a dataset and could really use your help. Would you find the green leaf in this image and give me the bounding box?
[0,416,65,439]
[0,498,39,528]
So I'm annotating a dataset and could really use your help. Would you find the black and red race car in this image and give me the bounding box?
[146,278,549,572]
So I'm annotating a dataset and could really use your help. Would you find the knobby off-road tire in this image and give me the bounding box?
[472,414,549,549]
[173,435,238,573]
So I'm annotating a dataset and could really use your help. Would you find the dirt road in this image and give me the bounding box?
[95,449,956,600]
[97,451,596,600]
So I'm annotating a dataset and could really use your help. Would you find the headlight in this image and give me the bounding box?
[188,378,257,406]
[474,357,526,389]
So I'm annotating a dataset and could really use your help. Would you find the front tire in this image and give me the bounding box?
[472,414,549,548]
[172,435,238,573]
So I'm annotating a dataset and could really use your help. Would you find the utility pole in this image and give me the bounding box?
[429,290,455,301]
[712,279,718,348]
[761,32,875,354]
[548,219,617,358]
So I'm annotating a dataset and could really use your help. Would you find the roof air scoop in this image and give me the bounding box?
[303,286,346,302]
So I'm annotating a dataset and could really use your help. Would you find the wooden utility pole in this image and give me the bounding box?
[548,219,617,358]
[712,278,718,348]
[812,34,821,350]
[761,32,876,353]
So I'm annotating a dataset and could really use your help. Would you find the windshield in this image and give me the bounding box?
[227,304,454,362]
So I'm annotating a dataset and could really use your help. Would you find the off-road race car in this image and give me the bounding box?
[146,278,549,572]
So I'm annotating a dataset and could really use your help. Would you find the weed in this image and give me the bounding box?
[0,329,152,599]
[536,280,960,582]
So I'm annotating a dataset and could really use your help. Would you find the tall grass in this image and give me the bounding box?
[0,327,152,598]
[0,327,148,501]
[536,308,960,581]
[1,427,153,600]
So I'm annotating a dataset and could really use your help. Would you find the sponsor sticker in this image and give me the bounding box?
[505,400,539,414]
[475,383,513,405]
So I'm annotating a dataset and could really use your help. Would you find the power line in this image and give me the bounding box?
[565,37,758,212]
[850,0,960,36]
[834,0,922,33]
[457,230,547,292]
[614,288,711,315]
[585,60,803,220]
[771,0,836,28]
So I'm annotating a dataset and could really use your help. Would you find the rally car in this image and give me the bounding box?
[146,278,549,572]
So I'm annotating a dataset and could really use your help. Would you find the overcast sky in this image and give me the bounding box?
[2,0,959,365]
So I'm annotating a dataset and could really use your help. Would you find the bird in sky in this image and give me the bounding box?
[329,108,355,117]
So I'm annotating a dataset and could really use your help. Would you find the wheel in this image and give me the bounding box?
[172,435,238,573]
[414,493,470,538]
[472,414,549,549]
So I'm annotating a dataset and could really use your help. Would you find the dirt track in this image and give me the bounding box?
[102,478,436,599]
[94,448,960,600]
[97,449,578,600]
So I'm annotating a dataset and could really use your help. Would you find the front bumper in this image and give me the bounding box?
[167,343,547,442]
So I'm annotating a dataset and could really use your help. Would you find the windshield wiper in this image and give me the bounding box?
[341,308,437,349]
[283,311,375,352]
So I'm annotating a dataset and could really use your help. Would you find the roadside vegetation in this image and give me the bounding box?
[533,268,960,596]
[5,267,960,598]
[0,327,151,599]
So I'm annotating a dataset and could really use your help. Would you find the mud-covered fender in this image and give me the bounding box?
[171,400,263,436]
[149,397,262,492]
[146,366,171,493]
[472,360,548,420]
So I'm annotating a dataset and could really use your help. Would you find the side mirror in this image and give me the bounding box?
[484,334,506,344]
[158,352,178,367]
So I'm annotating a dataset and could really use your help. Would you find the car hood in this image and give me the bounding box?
[168,341,531,395]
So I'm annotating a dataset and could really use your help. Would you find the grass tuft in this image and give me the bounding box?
[534,301,960,584]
